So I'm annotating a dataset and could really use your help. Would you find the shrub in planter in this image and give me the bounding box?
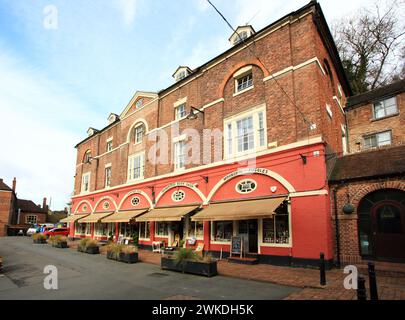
[77,238,90,252]
[161,248,217,277]
[106,243,124,261]
[119,245,138,264]
[84,239,100,254]
[51,235,68,248]
[33,233,47,244]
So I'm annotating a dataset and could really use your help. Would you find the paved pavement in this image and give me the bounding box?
[0,237,297,300]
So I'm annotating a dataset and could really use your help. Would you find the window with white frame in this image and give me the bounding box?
[81,172,91,193]
[128,153,145,181]
[84,150,91,164]
[75,222,86,235]
[155,222,169,237]
[373,97,398,119]
[85,223,91,235]
[236,73,253,92]
[26,215,37,224]
[174,103,187,120]
[106,139,113,152]
[95,223,108,236]
[119,223,137,238]
[234,31,248,45]
[139,222,150,239]
[134,124,144,144]
[173,140,186,170]
[364,131,392,149]
[105,166,112,187]
[224,107,267,158]
[135,98,144,109]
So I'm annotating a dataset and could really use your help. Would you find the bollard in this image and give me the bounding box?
[368,262,379,300]
[319,252,326,286]
[357,276,367,300]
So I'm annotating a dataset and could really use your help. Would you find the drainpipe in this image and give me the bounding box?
[333,188,341,268]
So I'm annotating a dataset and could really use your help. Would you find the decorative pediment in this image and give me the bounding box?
[120,91,158,118]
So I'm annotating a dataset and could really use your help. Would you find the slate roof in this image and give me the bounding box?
[0,179,12,191]
[346,79,405,109]
[17,199,46,214]
[329,145,405,183]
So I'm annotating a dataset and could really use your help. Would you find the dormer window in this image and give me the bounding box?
[108,113,119,125]
[229,26,255,46]
[173,66,192,82]
[87,127,98,137]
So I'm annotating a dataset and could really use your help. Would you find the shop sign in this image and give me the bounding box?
[223,168,269,182]
[161,182,196,194]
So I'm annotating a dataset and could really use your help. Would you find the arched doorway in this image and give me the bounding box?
[358,189,405,261]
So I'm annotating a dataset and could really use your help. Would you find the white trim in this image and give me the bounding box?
[235,178,258,194]
[171,190,186,202]
[81,172,91,194]
[263,57,326,82]
[173,97,187,108]
[233,85,254,97]
[289,190,328,197]
[72,136,323,199]
[106,137,113,142]
[105,163,112,168]
[233,65,252,78]
[154,221,170,238]
[117,189,153,210]
[93,196,118,213]
[200,98,225,111]
[74,200,94,213]
[326,104,333,119]
[155,182,207,205]
[333,96,345,114]
[120,91,158,119]
[126,119,149,144]
[127,151,146,182]
[172,134,187,143]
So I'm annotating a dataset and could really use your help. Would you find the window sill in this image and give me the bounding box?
[370,113,399,122]
[139,238,151,241]
[233,85,254,97]
[260,242,292,248]
[155,234,169,238]
[211,240,231,245]
[224,146,267,161]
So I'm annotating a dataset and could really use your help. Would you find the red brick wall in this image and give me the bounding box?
[346,92,405,153]
[0,191,14,236]
[330,178,405,264]
[19,212,47,225]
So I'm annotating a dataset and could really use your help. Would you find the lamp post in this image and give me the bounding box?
[186,107,205,121]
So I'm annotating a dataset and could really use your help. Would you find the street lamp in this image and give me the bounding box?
[187,106,205,120]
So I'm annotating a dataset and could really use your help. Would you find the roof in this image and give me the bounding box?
[17,199,46,214]
[0,179,12,191]
[346,79,405,109]
[329,145,405,183]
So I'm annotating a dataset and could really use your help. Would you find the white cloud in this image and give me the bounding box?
[115,0,138,26]
[0,44,102,209]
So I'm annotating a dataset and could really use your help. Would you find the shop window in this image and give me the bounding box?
[155,222,169,237]
[139,222,150,239]
[187,220,204,239]
[75,222,86,235]
[85,223,91,235]
[213,221,233,242]
[262,203,290,244]
[26,215,37,224]
[95,223,108,236]
[119,223,137,238]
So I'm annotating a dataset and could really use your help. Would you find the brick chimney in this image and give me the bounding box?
[12,177,16,192]
[43,197,47,210]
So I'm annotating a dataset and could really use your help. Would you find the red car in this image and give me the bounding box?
[43,227,70,238]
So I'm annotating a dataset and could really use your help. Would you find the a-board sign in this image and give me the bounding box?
[230,236,243,257]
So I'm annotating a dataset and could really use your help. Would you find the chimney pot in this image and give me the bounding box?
[12,177,16,192]
[43,197,47,209]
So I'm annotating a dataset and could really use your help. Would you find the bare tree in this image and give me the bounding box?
[333,0,405,94]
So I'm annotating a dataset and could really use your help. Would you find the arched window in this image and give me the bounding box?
[83,150,92,164]
[358,189,405,259]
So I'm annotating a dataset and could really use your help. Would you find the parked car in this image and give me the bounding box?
[43,227,70,238]
[27,227,38,236]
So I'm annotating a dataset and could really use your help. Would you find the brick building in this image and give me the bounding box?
[67,1,352,267]
[0,178,17,237]
[329,80,405,264]
[16,198,47,226]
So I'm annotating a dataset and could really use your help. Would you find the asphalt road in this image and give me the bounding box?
[0,237,297,300]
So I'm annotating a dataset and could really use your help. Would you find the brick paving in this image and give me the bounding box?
[66,242,405,300]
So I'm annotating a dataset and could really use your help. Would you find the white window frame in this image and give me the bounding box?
[105,165,112,188]
[341,124,348,155]
[234,72,254,96]
[173,139,186,171]
[373,97,398,120]
[134,124,144,144]
[155,221,169,238]
[224,105,267,159]
[139,222,150,240]
[127,152,145,182]
[364,130,392,149]
[174,103,187,120]
[81,172,91,193]
[106,138,113,152]
[185,217,204,240]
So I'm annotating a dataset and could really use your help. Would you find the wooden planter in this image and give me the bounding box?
[78,246,99,254]
[33,238,47,244]
[161,257,217,277]
[107,251,138,264]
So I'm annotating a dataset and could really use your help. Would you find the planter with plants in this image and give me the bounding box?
[161,248,217,277]
[32,233,47,244]
[77,238,100,254]
[49,235,68,248]
[106,243,138,264]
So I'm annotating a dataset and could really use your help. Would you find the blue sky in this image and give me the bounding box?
[0,0,374,209]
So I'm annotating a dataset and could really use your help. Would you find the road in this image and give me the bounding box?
[0,237,297,300]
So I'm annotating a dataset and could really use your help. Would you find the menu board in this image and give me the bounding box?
[231,236,243,257]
